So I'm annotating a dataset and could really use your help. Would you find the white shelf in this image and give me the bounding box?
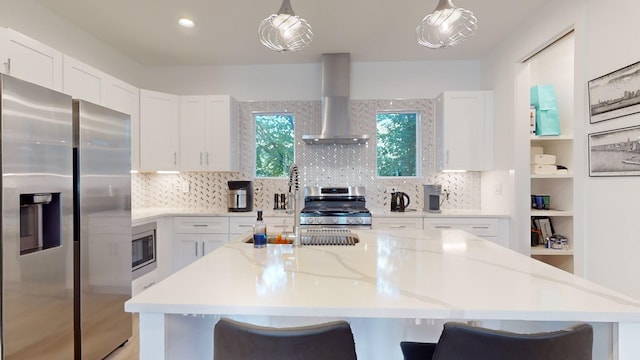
[531,246,574,256]
[531,210,574,217]
[530,173,573,179]
[530,135,574,141]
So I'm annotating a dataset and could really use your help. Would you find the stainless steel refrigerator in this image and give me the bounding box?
[73,99,132,359]
[0,74,131,359]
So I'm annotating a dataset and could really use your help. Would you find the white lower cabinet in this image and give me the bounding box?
[173,217,229,272]
[423,217,508,247]
[229,215,294,240]
[372,217,423,230]
[132,269,157,296]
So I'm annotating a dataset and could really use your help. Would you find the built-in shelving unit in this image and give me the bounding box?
[521,31,577,273]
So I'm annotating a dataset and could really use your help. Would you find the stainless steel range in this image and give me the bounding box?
[300,186,372,228]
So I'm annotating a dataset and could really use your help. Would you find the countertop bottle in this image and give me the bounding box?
[253,210,267,248]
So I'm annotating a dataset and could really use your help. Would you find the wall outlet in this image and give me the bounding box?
[181,181,190,193]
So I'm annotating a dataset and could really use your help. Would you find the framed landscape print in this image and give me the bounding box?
[589,124,640,176]
[588,60,640,123]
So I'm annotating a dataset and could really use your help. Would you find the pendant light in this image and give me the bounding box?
[416,0,477,49]
[258,0,313,52]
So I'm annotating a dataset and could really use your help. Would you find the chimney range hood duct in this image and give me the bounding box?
[302,53,370,145]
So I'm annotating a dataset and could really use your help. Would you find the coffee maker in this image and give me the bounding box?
[423,184,442,213]
[227,181,253,212]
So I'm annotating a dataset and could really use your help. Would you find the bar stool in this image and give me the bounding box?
[400,322,593,360]
[214,318,358,360]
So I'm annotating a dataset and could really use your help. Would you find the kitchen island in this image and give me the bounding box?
[125,229,640,359]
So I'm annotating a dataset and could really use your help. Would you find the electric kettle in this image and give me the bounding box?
[390,192,411,212]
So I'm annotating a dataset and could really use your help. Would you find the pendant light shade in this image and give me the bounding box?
[259,0,313,52]
[416,0,477,49]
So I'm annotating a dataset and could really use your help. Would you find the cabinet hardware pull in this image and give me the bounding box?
[194,242,198,256]
[206,152,209,165]
[389,224,406,228]
[193,224,208,227]
[434,225,451,229]
[446,150,449,165]
[174,152,177,165]
[238,224,253,228]
[143,281,156,289]
[5,58,10,73]
[472,226,489,229]
[200,152,203,165]
[201,242,205,255]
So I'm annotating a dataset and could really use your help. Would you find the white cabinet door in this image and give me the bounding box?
[104,76,140,171]
[179,95,239,172]
[62,55,107,104]
[205,95,238,172]
[2,28,63,91]
[436,91,493,171]
[174,234,200,272]
[180,96,208,171]
[174,234,227,272]
[140,89,180,171]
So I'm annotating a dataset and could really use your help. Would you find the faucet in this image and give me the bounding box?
[286,163,301,246]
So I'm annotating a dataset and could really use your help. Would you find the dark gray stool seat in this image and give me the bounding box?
[214,318,357,360]
[401,322,593,360]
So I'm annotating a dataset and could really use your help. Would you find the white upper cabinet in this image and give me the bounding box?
[62,55,107,103]
[0,28,63,91]
[139,89,180,171]
[180,95,238,172]
[436,91,493,171]
[105,76,140,171]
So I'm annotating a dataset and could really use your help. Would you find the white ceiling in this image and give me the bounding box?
[35,0,548,67]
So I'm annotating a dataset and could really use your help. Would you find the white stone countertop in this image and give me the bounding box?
[125,228,640,323]
[131,207,508,224]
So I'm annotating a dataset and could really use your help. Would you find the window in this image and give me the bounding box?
[376,111,419,177]
[255,113,295,178]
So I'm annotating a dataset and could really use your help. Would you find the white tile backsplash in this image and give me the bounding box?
[132,98,480,211]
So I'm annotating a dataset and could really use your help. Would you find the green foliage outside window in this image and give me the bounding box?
[255,113,295,177]
[376,112,418,177]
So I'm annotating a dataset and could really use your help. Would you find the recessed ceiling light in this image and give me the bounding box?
[178,18,195,28]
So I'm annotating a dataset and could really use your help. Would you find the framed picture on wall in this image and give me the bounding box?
[589,124,640,176]
[588,60,640,123]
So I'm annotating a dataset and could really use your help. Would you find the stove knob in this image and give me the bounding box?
[357,218,364,224]
[347,218,355,224]
[303,218,312,224]
[332,217,339,224]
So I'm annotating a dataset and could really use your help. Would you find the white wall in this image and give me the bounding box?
[138,60,481,101]
[583,0,640,299]
[0,0,143,84]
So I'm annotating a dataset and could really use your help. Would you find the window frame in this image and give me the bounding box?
[253,111,296,179]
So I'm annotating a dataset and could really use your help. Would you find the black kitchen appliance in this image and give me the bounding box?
[424,184,442,213]
[390,192,411,212]
[300,186,371,228]
[228,181,253,212]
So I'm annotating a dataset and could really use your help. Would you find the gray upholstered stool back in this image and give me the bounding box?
[401,322,593,360]
[214,318,357,360]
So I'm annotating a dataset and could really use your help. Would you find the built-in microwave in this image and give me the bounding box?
[132,222,157,279]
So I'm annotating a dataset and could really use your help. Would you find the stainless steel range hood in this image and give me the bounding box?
[302,53,370,145]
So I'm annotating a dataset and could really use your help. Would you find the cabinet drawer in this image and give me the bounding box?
[131,270,156,296]
[174,216,229,234]
[424,218,498,237]
[372,217,423,230]
[229,216,294,234]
